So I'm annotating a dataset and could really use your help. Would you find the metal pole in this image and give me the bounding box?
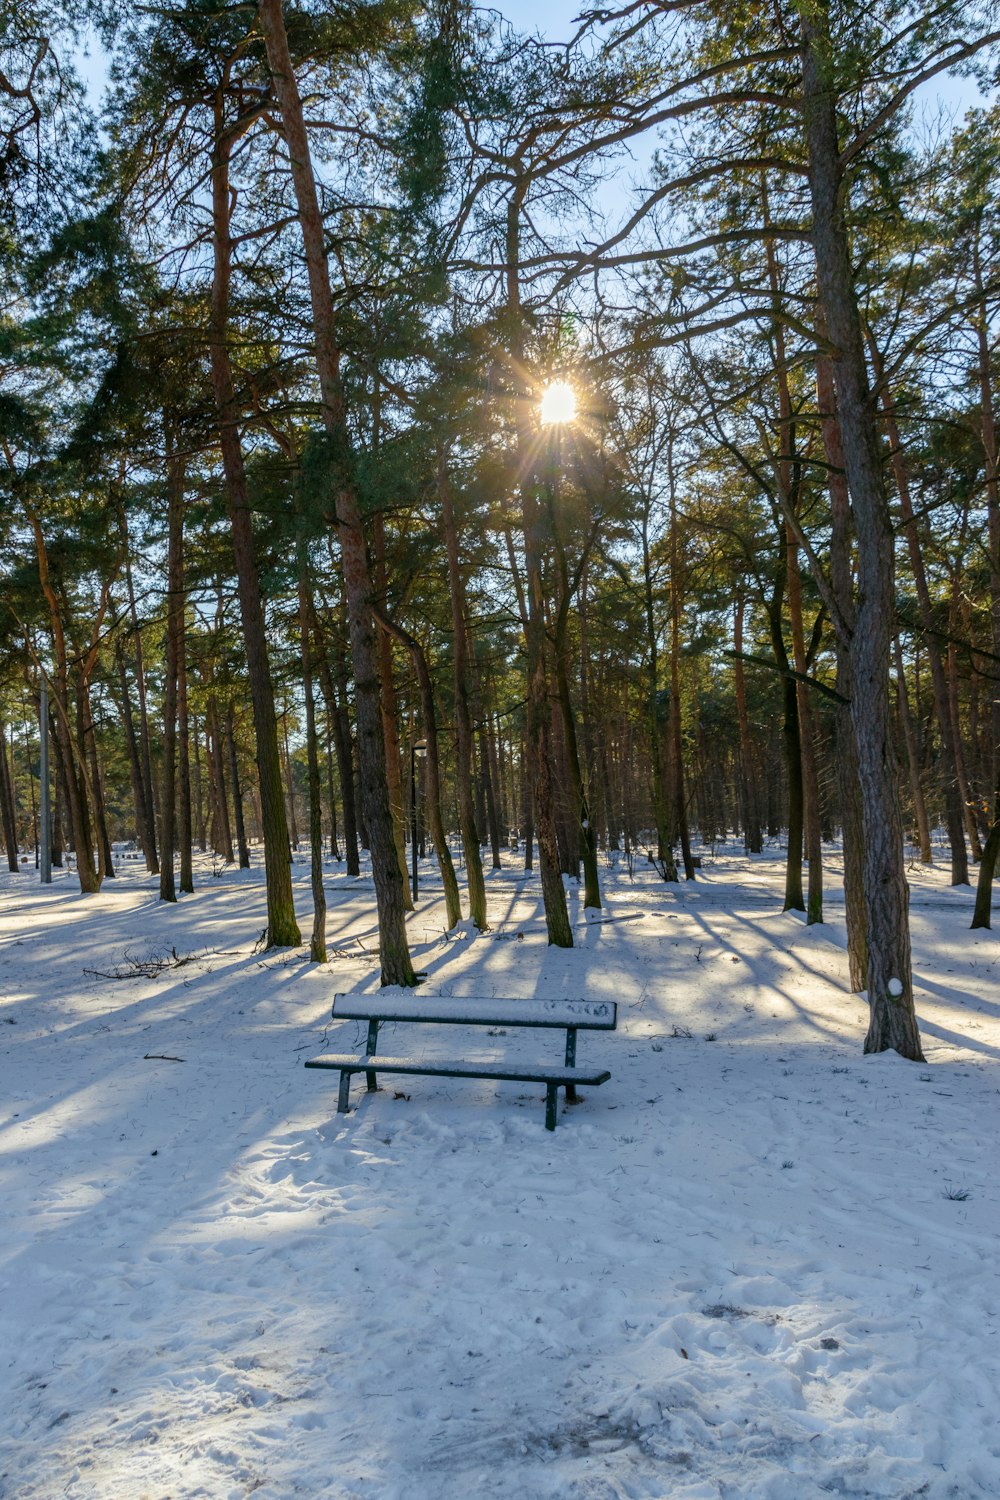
[410,739,418,904]
[39,681,51,884]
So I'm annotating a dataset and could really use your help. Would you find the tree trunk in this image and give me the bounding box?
[208,697,234,864]
[894,636,933,865]
[869,339,969,884]
[439,454,487,927]
[325,720,340,859]
[373,606,463,930]
[817,345,868,990]
[786,529,823,922]
[209,94,298,946]
[801,8,922,1058]
[733,598,762,854]
[372,512,413,906]
[118,504,159,874]
[227,705,250,869]
[315,624,360,876]
[299,569,327,963]
[159,440,185,903]
[258,0,414,985]
[80,683,114,881]
[970,239,1000,928]
[192,715,207,853]
[177,611,193,895]
[0,715,18,871]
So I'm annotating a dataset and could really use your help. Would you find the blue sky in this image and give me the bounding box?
[75,5,988,127]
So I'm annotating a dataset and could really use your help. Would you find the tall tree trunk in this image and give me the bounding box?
[115,648,148,868]
[80,683,114,882]
[177,617,193,895]
[801,9,922,1057]
[439,455,487,928]
[523,471,574,942]
[503,175,571,945]
[971,238,1000,926]
[786,530,823,922]
[521,743,534,872]
[733,598,762,854]
[50,730,63,866]
[192,715,207,853]
[325,720,340,859]
[766,209,820,917]
[118,503,159,874]
[372,512,413,906]
[550,525,602,907]
[868,340,969,884]
[946,639,981,861]
[770,586,805,912]
[373,607,463,930]
[299,568,327,963]
[315,624,360,876]
[227,705,250,869]
[208,697,234,864]
[209,94,298,945]
[159,441,185,903]
[28,513,100,892]
[894,636,933,865]
[667,463,695,881]
[282,707,300,852]
[0,715,17,872]
[817,345,868,989]
[258,0,414,984]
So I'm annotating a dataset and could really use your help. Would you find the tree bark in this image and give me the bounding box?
[299,568,327,962]
[227,705,251,869]
[0,715,18,871]
[158,442,185,903]
[439,454,487,928]
[373,606,463,930]
[869,339,969,884]
[801,7,922,1058]
[118,503,159,874]
[372,511,414,906]
[258,0,414,983]
[894,636,933,865]
[207,697,234,864]
[209,92,299,945]
[816,346,868,989]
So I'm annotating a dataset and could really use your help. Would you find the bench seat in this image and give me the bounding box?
[331,995,617,1029]
[305,1053,611,1130]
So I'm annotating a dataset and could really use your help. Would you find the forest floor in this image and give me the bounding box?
[0,841,997,1500]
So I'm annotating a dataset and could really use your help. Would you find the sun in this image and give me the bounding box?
[539,380,578,426]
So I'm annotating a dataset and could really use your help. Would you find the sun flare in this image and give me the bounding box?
[539,380,578,426]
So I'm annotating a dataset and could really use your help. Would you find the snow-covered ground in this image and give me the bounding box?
[0,844,997,1499]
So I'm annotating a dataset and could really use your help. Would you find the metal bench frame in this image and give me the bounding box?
[305,994,617,1130]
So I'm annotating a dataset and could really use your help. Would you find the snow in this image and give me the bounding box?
[1,846,998,1499]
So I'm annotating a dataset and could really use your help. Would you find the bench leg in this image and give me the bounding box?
[545,1082,558,1131]
[366,1021,379,1091]
[565,1028,578,1103]
[337,1070,353,1114]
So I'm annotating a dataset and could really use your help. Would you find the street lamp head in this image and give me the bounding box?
[539,379,577,426]
[414,739,427,756]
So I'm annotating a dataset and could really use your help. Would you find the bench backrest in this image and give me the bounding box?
[332,994,617,1030]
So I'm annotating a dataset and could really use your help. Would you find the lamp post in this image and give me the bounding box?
[410,737,426,903]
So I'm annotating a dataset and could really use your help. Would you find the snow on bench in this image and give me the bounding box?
[304,994,617,1130]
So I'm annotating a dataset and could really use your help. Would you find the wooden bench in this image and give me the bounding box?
[305,994,616,1130]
